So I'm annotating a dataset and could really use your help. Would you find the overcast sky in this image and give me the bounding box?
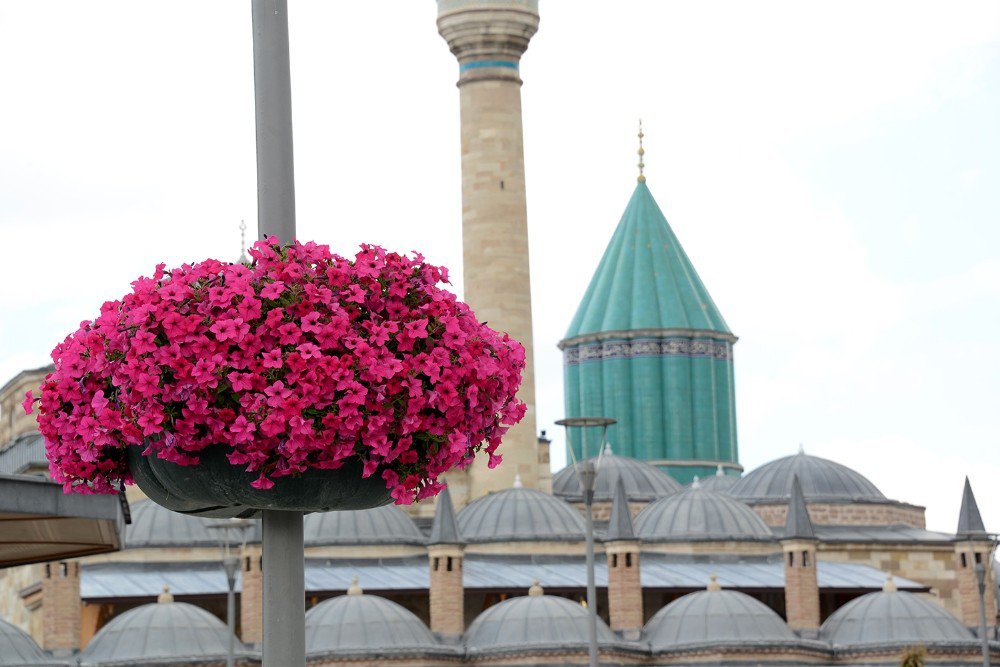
[1,2,997,532]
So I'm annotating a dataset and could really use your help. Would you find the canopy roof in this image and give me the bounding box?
[564,181,730,340]
[0,474,123,568]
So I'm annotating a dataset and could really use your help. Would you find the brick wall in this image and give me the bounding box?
[605,541,642,638]
[40,560,80,653]
[428,545,464,638]
[240,545,262,645]
[783,540,819,631]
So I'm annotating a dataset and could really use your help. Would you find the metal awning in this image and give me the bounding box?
[0,474,124,568]
[81,553,926,599]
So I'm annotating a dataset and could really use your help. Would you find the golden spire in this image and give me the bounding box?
[637,119,646,183]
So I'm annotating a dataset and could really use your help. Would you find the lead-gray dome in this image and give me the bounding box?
[304,505,424,546]
[457,487,586,543]
[731,452,886,502]
[634,487,773,542]
[820,589,974,644]
[125,501,221,548]
[691,467,739,494]
[466,593,617,651]
[79,600,245,666]
[0,618,62,666]
[644,588,797,649]
[305,592,439,655]
[553,453,682,502]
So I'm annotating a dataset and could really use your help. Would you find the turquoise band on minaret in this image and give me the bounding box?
[459,60,519,72]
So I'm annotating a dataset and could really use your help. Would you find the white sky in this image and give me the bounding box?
[1,1,998,532]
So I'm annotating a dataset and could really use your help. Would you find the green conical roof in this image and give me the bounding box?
[565,182,730,339]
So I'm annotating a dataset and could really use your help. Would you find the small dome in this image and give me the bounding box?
[690,467,739,494]
[466,593,618,651]
[457,488,586,543]
[553,453,682,502]
[125,501,223,548]
[305,592,438,655]
[820,589,974,644]
[731,452,885,502]
[634,487,773,542]
[644,588,796,648]
[304,505,424,546]
[0,618,60,666]
[79,600,243,665]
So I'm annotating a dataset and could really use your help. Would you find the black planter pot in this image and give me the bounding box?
[127,445,393,518]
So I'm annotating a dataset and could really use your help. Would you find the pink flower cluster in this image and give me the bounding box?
[25,238,526,503]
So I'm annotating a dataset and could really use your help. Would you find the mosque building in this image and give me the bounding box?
[0,1,998,665]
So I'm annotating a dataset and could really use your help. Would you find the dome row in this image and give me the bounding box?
[14,583,968,665]
[122,451,890,549]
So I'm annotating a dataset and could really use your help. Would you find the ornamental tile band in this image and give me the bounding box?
[563,337,732,365]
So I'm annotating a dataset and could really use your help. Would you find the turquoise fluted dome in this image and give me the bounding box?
[560,181,739,483]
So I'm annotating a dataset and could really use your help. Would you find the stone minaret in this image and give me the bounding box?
[781,474,820,635]
[428,485,465,639]
[437,0,541,500]
[605,478,643,640]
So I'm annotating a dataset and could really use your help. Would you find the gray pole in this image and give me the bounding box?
[251,1,304,665]
[223,557,239,667]
[975,562,990,667]
[583,471,599,667]
[252,0,296,243]
[262,511,305,666]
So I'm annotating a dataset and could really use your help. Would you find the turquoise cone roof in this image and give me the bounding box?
[565,181,730,339]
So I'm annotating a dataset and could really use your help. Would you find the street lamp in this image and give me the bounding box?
[972,533,998,667]
[208,519,255,667]
[555,416,616,667]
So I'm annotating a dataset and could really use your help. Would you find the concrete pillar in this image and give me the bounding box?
[428,544,465,639]
[605,540,642,640]
[782,540,820,634]
[437,0,540,497]
[40,560,80,654]
[240,545,263,646]
[954,541,997,632]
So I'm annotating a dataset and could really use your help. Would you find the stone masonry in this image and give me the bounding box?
[606,540,643,639]
[782,539,820,632]
[40,560,81,653]
[437,0,541,500]
[240,545,263,646]
[954,540,997,631]
[428,544,465,639]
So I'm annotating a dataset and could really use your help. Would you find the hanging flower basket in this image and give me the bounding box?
[25,239,526,516]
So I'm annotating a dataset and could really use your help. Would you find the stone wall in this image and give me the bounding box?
[752,501,926,529]
[0,367,47,448]
[818,543,959,617]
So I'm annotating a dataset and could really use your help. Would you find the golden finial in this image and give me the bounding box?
[158,585,174,604]
[637,119,646,183]
[707,574,722,592]
[528,579,544,597]
[347,576,363,596]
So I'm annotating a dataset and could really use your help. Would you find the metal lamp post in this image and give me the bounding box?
[974,557,992,667]
[208,520,255,667]
[249,1,305,665]
[556,416,616,667]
